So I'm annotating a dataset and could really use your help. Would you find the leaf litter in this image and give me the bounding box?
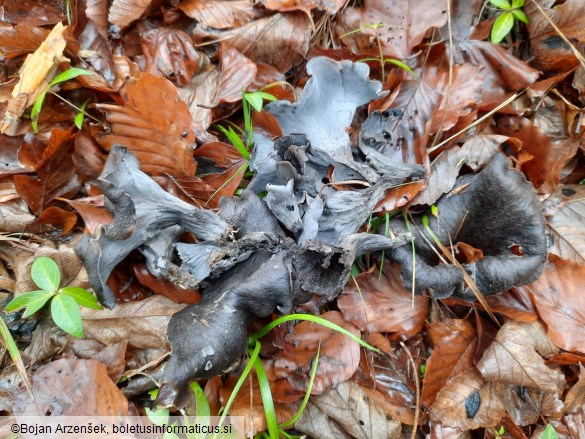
[0,0,585,436]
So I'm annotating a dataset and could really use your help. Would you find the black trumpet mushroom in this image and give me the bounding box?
[385,153,547,301]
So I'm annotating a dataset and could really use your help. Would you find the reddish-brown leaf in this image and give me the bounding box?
[546,184,585,263]
[429,368,506,430]
[273,311,361,395]
[497,116,578,193]
[66,195,112,235]
[193,12,311,73]
[178,0,255,29]
[1,0,65,26]
[525,0,585,72]
[140,26,201,86]
[338,264,428,336]
[14,129,81,215]
[0,23,48,59]
[477,320,564,391]
[262,0,345,14]
[344,0,448,59]
[108,0,153,27]
[14,358,128,415]
[484,288,538,323]
[422,319,477,407]
[521,255,585,353]
[72,131,106,181]
[33,206,78,235]
[133,263,201,304]
[213,44,257,104]
[0,134,35,176]
[97,73,196,176]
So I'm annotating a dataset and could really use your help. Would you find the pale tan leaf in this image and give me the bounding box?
[179,0,254,29]
[477,320,564,391]
[108,0,153,27]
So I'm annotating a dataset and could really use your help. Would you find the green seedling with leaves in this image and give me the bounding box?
[4,256,102,338]
[31,67,94,133]
[542,424,558,439]
[490,0,529,45]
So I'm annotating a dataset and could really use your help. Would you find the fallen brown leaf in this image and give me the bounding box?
[422,319,477,407]
[14,129,81,215]
[477,320,565,392]
[338,263,429,336]
[178,0,255,29]
[294,381,402,439]
[520,255,585,353]
[273,311,361,395]
[13,358,128,416]
[108,0,153,27]
[0,24,48,59]
[97,73,197,176]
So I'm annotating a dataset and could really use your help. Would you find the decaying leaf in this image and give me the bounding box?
[273,311,361,396]
[520,255,585,353]
[13,358,128,416]
[0,24,49,59]
[477,320,564,392]
[294,381,402,439]
[343,0,448,59]
[388,153,547,300]
[338,263,428,336]
[178,0,255,30]
[14,129,81,216]
[108,0,153,27]
[97,73,197,176]
[422,319,477,407]
[546,185,585,263]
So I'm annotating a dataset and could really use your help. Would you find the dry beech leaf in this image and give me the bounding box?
[13,358,128,416]
[193,12,311,72]
[66,195,112,235]
[108,0,153,27]
[429,368,506,430]
[97,73,196,176]
[496,382,563,427]
[564,364,585,414]
[14,129,81,215]
[212,44,257,104]
[422,319,477,407]
[0,23,49,59]
[413,134,510,206]
[178,0,255,29]
[519,255,585,353]
[547,185,585,263]
[140,27,200,86]
[294,381,402,439]
[483,288,538,323]
[262,0,346,14]
[0,134,35,175]
[34,206,78,235]
[273,311,361,395]
[0,0,65,26]
[338,263,428,336]
[180,67,220,143]
[477,320,564,391]
[80,295,186,350]
[525,0,585,72]
[0,22,67,135]
[346,0,448,59]
[86,0,109,38]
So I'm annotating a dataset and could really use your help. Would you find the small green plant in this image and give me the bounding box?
[4,256,102,338]
[542,424,558,439]
[31,67,94,133]
[493,425,505,439]
[489,0,529,45]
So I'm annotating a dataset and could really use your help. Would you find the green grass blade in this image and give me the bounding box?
[49,68,92,86]
[250,314,379,353]
[279,345,320,428]
[214,340,262,439]
[254,355,279,439]
[216,125,249,159]
[31,90,48,133]
[0,316,32,395]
